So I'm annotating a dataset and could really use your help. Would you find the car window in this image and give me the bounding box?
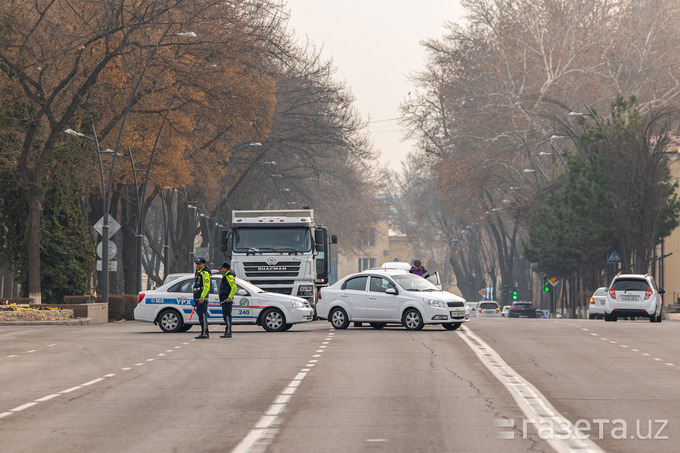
[169,278,194,293]
[391,274,439,291]
[369,276,395,293]
[513,303,533,309]
[344,276,368,291]
[593,288,608,296]
[480,302,498,309]
[611,278,649,291]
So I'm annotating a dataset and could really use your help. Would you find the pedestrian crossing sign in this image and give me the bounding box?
[607,250,621,264]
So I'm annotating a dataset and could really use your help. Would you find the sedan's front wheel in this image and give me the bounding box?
[442,323,461,331]
[402,309,424,331]
[262,308,286,332]
[329,307,350,329]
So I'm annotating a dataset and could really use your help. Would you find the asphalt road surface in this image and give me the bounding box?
[1,317,679,452]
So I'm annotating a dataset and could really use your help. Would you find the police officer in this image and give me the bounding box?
[219,261,238,338]
[193,257,211,339]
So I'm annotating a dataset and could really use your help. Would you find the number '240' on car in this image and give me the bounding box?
[134,274,314,332]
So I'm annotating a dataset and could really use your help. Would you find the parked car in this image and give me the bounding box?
[477,301,501,317]
[500,305,511,318]
[604,273,665,322]
[508,302,537,318]
[317,268,469,331]
[588,287,607,319]
[134,273,314,332]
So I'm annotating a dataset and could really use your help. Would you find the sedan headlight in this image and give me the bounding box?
[291,300,305,308]
[424,298,446,308]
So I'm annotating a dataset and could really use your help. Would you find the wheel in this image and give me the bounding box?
[370,322,387,329]
[402,309,424,331]
[282,324,294,331]
[443,323,462,331]
[261,308,286,332]
[329,307,350,329]
[158,309,184,333]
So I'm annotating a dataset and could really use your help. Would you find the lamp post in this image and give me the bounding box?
[160,187,175,279]
[64,126,122,303]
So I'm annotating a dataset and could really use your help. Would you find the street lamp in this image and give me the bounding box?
[569,105,611,144]
[159,187,175,279]
[64,126,120,304]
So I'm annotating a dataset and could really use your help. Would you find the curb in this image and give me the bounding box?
[0,318,92,326]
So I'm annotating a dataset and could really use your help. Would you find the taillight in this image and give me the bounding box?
[496,306,500,311]
[608,288,616,299]
[137,293,145,304]
[478,307,482,312]
[317,289,322,300]
[590,297,594,304]
[510,306,516,310]
[644,288,653,300]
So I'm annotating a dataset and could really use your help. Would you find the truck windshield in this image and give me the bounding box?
[233,227,312,253]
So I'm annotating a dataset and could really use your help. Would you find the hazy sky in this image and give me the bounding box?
[285,1,466,171]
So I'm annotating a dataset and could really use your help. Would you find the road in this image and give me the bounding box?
[1,318,678,452]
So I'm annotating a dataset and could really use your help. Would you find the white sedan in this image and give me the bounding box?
[317,269,470,330]
[134,273,314,332]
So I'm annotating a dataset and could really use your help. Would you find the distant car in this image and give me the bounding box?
[604,273,665,322]
[500,305,511,318]
[317,268,469,331]
[536,310,567,319]
[467,302,480,317]
[135,273,314,332]
[508,302,537,318]
[477,301,501,317]
[589,287,607,319]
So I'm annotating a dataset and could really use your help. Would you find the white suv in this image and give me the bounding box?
[604,274,665,323]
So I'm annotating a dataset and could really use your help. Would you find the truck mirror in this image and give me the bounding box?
[331,235,337,244]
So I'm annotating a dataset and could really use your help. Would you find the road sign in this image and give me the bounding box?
[607,250,622,264]
[96,260,118,272]
[93,216,121,239]
[549,277,559,286]
[479,289,486,296]
[96,241,118,259]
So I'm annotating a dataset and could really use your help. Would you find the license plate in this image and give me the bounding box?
[519,315,528,318]
[599,301,605,305]
[620,295,640,301]
[451,311,464,318]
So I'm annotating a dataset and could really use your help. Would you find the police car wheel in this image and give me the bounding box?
[158,309,184,333]
[329,307,350,329]
[442,323,461,331]
[402,309,424,331]
[282,324,293,331]
[262,308,286,332]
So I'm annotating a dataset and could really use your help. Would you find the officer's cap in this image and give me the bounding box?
[195,257,206,264]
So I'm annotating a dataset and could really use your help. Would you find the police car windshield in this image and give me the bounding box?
[234,227,312,253]
[391,274,440,292]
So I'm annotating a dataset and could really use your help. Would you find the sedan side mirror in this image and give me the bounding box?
[237,289,248,296]
[385,287,397,295]
[659,288,666,294]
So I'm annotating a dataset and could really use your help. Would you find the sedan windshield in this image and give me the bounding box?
[392,274,440,292]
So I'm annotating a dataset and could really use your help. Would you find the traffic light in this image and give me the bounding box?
[512,289,518,300]
[543,276,550,293]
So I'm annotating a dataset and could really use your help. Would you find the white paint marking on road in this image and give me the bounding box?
[609,341,617,344]
[26,350,36,353]
[293,372,307,381]
[0,412,13,419]
[174,346,181,349]
[309,359,318,363]
[312,354,321,358]
[232,426,269,453]
[301,368,310,372]
[11,402,38,412]
[600,338,607,341]
[315,349,324,353]
[581,328,589,331]
[255,415,277,429]
[590,333,598,336]
[654,358,662,361]
[266,403,285,416]
[166,350,174,353]
[458,327,604,453]
[135,363,144,366]
[60,386,83,394]
[365,439,387,442]
[620,345,628,348]
[35,394,60,402]
[281,387,297,395]
[322,341,329,344]
[82,378,105,386]
[104,374,115,378]
[7,355,17,358]
[47,344,56,347]
[182,342,189,345]
[305,364,315,367]
[121,367,132,371]
[319,345,327,348]
[157,353,166,357]
[642,353,651,356]
[666,363,674,366]
[146,358,154,362]
[275,394,291,404]
[632,349,639,352]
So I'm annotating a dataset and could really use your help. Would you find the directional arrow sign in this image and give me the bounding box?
[93,216,121,239]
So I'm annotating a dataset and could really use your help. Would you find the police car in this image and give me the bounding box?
[134,273,314,333]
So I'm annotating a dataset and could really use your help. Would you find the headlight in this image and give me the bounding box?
[297,285,313,297]
[291,300,305,308]
[425,298,446,308]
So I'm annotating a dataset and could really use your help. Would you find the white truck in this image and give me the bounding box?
[220,209,336,315]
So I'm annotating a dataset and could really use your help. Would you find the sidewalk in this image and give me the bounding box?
[0,318,92,326]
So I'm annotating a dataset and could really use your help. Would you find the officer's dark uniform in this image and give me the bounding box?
[219,261,238,338]
[193,258,211,339]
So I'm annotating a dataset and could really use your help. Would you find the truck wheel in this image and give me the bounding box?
[402,309,424,331]
[329,307,350,329]
[158,309,184,333]
[262,308,286,332]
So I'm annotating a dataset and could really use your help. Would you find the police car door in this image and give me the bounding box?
[208,277,222,321]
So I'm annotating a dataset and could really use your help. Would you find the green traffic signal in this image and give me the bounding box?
[512,290,518,300]
[543,282,550,293]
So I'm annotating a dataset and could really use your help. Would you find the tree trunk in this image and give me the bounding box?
[27,184,43,304]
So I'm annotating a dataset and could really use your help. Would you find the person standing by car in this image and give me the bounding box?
[193,257,211,339]
[219,261,238,338]
[409,259,427,277]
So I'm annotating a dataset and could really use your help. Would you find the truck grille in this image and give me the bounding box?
[244,261,300,278]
